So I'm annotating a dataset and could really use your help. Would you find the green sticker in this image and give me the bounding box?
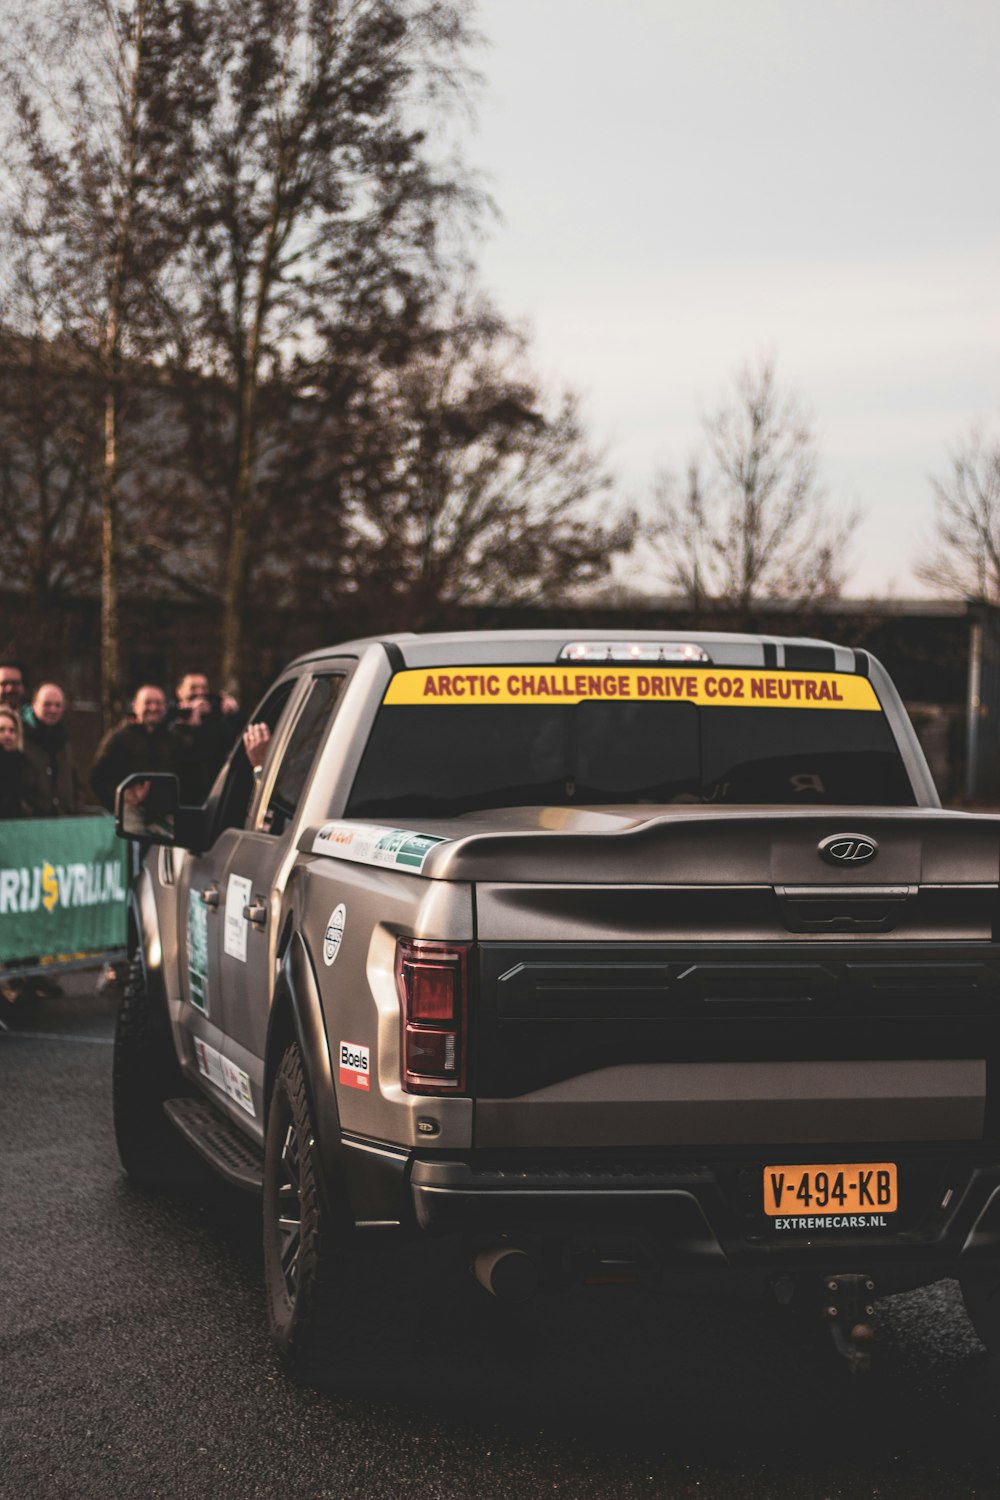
[187,890,209,1015]
[389,834,444,869]
[311,821,448,875]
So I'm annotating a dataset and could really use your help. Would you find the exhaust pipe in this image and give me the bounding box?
[472,1246,538,1302]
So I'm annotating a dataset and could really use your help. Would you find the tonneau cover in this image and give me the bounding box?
[303,806,1000,886]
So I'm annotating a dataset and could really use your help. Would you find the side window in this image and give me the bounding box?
[213,680,297,835]
[257,675,345,837]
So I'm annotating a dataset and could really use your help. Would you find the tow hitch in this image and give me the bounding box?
[822,1274,876,1374]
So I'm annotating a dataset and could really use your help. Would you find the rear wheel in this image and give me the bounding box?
[263,1041,354,1379]
[112,956,203,1184]
[960,1269,1000,1355]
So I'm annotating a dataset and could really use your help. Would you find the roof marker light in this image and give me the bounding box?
[558,641,711,664]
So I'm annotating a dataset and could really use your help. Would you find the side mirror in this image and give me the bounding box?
[115,773,181,843]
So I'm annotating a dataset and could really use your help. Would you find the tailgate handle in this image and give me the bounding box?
[774,884,916,933]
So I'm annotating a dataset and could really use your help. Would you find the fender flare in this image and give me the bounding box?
[266,930,412,1229]
[266,930,351,1223]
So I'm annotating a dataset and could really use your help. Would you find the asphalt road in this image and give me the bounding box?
[2,973,1000,1500]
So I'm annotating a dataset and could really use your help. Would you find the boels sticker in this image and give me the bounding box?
[339,1040,370,1091]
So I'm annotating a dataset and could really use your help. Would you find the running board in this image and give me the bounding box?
[163,1097,264,1193]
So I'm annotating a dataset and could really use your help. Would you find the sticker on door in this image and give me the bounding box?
[187,890,210,1014]
[224,873,253,962]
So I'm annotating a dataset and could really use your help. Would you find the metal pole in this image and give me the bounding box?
[966,616,983,800]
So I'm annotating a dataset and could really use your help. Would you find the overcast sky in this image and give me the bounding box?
[470,0,1000,597]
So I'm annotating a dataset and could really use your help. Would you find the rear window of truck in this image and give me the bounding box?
[346,694,915,819]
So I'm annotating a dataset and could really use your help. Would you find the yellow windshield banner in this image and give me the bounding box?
[383,667,882,710]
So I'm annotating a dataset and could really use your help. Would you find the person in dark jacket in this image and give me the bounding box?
[0,659,27,716]
[0,704,40,1005]
[0,706,40,819]
[23,683,81,817]
[89,685,179,813]
[167,672,241,803]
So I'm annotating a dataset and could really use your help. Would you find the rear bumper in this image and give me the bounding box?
[407,1149,1000,1276]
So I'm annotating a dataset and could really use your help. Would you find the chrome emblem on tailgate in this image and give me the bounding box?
[818,833,878,865]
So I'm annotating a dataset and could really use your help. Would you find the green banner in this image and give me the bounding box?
[0,816,128,962]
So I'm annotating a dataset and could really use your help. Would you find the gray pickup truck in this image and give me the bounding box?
[114,630,1000,1377]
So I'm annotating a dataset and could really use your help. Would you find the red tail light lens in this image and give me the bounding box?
[395,938,469,1094]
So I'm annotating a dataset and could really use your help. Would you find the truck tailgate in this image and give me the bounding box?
[465,807,1000,1150]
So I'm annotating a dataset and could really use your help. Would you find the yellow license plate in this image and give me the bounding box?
[763,1162,897,1217]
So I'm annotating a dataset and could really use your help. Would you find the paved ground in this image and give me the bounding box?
[2,973,1000,1500]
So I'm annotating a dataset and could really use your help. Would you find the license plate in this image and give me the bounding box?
[763,1162,897,1217]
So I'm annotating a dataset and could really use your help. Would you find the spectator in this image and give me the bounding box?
[0,705,40,818]
[0,705,41,1004]
[0,659,27,716]
[23,683,81,817]
[173,672,239,723]
[89,685,179,813]
[168,671,242,803]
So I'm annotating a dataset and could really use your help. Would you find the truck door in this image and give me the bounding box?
[176,675,302,1118]
[213,671,349,1120]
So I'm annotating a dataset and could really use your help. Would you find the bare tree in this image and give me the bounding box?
[256,295,635,631]
[649,358,857,614]
[647,459,711,611]
[915,425,1000,599]
[173,0,479,694]
[1,0,208,720]
[2,1,628,687]
[0,331,102,606]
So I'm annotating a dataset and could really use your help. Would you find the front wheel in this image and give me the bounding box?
[112,957,203,1185]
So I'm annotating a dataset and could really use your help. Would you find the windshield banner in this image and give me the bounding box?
[0,816,128,962]
[383,667,881,711]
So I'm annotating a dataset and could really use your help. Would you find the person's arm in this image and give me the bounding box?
[242,722,271,769]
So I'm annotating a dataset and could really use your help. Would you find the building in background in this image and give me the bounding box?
[3,592,998,805]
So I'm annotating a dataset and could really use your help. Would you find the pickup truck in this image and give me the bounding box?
[113,630,1000,1378]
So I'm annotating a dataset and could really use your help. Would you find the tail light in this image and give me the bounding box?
[394,938,470,1094]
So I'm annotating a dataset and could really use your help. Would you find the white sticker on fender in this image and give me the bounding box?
[339,1040,370,1091]
[323,903,346,966]
[312,822,446,875]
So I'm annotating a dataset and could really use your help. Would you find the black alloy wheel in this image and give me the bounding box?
[263,1041,346,1378]
[276,1119,303,1301]
[263,1039,435,1384]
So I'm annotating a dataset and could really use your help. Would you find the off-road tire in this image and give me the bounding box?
[263,1041,358,1380]
[960,1269,1000,1356]
[112,956,202,1184]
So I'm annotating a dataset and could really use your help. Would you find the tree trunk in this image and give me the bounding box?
[98,0,146,726]
[219,203,281,698]
[220,492,250,699]
[100,382,121,726]
[220,365,259,698]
